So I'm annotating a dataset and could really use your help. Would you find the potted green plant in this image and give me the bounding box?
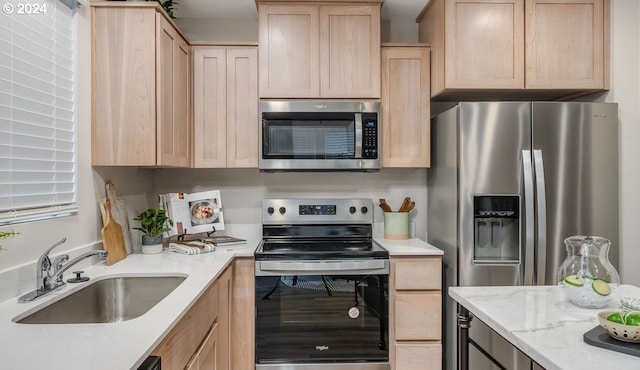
[156,0,177,19]
[0,230,19,252]
[133,208,173,254]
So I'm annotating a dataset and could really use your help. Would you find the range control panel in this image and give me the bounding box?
[263,198,373,225]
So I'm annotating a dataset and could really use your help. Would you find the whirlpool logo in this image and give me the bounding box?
[315,345,329,351]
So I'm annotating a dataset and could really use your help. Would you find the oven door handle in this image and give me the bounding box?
[256,260,389,276]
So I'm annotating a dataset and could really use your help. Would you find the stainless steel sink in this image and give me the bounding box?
[14,275,187,324]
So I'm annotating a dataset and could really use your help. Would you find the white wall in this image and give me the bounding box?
[153,168,428,240]
[608,0,640,285]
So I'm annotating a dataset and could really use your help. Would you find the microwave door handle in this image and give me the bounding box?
[355,113,363,158]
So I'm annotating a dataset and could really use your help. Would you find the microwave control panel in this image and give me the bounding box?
[362,113,378,159]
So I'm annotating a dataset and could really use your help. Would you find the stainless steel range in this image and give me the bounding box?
[255,198,390,370]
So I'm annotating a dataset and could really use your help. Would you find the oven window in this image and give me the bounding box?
[255,274,388,364]
[262,112,356,159]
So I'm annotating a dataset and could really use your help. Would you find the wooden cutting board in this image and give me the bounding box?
[105,182,133,254]
[100,198,127,265]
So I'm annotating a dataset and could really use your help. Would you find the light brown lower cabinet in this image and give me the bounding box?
[390,256,442,370]
[186,323,219,370]
[216,265,233,370]
[151,259,256,370]
[151,280,218,369]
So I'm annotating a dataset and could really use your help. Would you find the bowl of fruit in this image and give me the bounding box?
[598,310,640,343]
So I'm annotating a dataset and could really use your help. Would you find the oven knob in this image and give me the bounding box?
[267,207,274,215]
[349,206,356,214]
[279,207,286,215]
[361,206,368,214]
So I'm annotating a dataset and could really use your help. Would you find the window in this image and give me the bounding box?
[0,0,78,225]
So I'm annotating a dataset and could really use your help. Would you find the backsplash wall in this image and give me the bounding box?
[153,168,429,239]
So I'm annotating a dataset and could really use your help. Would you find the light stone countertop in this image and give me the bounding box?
[0,240,259,370]
[374,237,444,256]
[449,284,640,370]
[0,237,441,370]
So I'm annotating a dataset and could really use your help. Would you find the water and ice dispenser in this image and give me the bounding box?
[473,195,520,265]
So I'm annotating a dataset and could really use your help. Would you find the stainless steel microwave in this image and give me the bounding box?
[259,101,381,171]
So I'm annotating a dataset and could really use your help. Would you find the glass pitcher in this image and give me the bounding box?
[557,235,620,308]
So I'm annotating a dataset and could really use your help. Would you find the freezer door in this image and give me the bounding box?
[458,102,533,370]
[532,102,619,285]
[458,102,532,288]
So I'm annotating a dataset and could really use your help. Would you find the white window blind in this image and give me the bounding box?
[0,0,78,225]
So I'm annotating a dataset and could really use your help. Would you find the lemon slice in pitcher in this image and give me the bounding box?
[563,275,584,287]
[592,279,611,296]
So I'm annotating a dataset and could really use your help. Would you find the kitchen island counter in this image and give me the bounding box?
[449,285,640,370]
[0,240,259,370]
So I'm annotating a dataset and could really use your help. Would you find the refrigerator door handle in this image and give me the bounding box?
[522,150,535,285]
[534,150,548,285]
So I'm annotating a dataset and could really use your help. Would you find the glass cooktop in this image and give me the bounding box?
[255,239,389,260]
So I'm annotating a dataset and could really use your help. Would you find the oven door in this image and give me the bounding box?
[255,259,389,369]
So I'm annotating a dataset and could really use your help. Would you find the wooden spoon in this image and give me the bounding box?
[379,198,393,212]
[398,197,411,212]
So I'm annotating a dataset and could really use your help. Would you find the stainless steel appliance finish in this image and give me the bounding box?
[15,275,186,324]
[259,101,380,171]
[255,198,389,370]
[427,102,619,370]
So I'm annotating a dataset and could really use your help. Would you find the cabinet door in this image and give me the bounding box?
[395,343,442,370]
[525,0,604,89]
[381,47,430,168]
[92,7,156,166]
[151,281,218,369]
[320,5,380,98]
[217,266,233,370]
[394,292,442,341]
[193,47,227,168]
[231,258,255,370]
[445,0,524,89]
[259,4,320,98]
[186,323,219,370]
[226,48,258,168]
[157,14,191,167]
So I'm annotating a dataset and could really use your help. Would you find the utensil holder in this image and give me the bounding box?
[384,212,409,240]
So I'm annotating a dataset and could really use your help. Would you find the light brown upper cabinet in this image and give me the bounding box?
[258,1,382,98]
[92,2,191,166]
[418,0,608,100]
[525,0,605,89]
[192,45,258,168]
[381,46,431,168]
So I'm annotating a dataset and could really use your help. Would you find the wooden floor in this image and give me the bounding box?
[256,276,388,363]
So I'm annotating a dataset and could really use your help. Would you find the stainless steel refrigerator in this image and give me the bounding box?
[427,102,619,370]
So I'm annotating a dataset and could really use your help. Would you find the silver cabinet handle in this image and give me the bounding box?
[522,150,535,285]
[533,150,547,285]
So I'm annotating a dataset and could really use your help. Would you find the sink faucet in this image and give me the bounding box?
[18,238,108,303]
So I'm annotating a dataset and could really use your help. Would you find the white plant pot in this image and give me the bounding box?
[141,243,163,254]
[141,235,164,254]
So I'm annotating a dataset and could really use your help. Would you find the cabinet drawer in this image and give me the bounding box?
[395,342,442,370]
[393,257,442,290]
[394,292,441,340]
